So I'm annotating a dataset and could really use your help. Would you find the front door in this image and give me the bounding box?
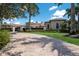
[56,23,59,32]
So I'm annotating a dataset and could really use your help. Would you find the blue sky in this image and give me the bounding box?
[4,3,70,25]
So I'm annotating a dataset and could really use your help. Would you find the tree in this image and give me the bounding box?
[21,3,39,31]
[56,3,78,35]
[0,3,39,31]
[64,4,79,34]
[0,4,23,19]
[0,3,24,30]
[69,3,76,34]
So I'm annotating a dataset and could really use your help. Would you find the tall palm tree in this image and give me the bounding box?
[64,4,79,34]
[21,3,39,31]
[69,3,76,34]
[0,3,39,31]
[56,3,77,34]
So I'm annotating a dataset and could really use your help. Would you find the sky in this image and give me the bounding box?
[4,3,71,25]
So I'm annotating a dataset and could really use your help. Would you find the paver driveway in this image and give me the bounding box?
[0,33,79,56]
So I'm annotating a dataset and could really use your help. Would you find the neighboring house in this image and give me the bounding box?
[0,19,67,31]
[1,24,23,31]
[1,24,13,30]
[45,18,66,30]
[26,22,45,29]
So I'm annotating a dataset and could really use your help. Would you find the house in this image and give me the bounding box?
[1,24,13,30]
[45,22,50,30]
[45,18,66,30]
[26,22,45,29]
[1,24,23,31]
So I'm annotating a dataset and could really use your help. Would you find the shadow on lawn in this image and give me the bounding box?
[22,37,79,56]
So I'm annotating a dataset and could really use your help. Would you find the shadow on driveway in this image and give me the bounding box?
[21,37,79,56]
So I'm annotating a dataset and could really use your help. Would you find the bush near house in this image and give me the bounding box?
[0,30,10,49]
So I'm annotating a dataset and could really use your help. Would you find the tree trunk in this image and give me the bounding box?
[0,19,2,30]
[70,3,76,35]
[28,13,31,31]
[28,4,31,31]
[0,22,1,30]
[77,12,79,31]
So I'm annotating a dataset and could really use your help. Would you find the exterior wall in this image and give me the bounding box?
[26,22,45,28]
[1,24,13,30]
[1,24,22,31]
[49,20,65,30]
[45,22,49,30]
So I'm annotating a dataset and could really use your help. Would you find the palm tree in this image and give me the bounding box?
[21,3,39,31]
[69,3,76,34]
[56,3,77,34]
[0,3,39,31]
[78,12,79,31]
[64,4,79,34]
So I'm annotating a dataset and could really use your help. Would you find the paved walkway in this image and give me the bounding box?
[0,33,79,56]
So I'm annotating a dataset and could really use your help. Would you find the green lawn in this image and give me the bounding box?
[31,32,79,45]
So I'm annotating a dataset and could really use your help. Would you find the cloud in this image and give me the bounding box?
[51,10,66,19]
[14,22,20,24]
[3,20,11,24]
[31,20,36,23]
[6,21,10,24]
[31,20,34,22]
[13,18,17,20]
[4,21,21,24]
[26,19,41,23]
[49,6,58,11]
[3,18,21,25]
[50,16,60,19]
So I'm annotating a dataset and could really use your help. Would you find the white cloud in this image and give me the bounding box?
[6,21,10,24]
[14,22,20,24]
[31,20,34,22]
[30,20,41,23]
[53,10,66,17]
[10,18,17,21]
[3,21,21,24]
[31,20,36,23]
[3,20,11,24]
[50,16,61,19]
[37,21,41,23]
[13,18,17,20]
[49,6,58,11]
[51,10,66,19]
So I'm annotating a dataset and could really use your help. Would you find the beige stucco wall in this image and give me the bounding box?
[49,21,65,30]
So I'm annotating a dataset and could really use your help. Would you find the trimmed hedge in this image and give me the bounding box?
[0,30,10,49]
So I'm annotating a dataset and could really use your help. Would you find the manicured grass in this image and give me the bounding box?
[31,32,79,45]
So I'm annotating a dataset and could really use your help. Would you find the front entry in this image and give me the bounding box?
[56,23,59,31]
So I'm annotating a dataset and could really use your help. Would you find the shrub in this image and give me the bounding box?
[60,29,69,33]
[0,30,10,49]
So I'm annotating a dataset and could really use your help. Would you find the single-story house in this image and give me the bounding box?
[0,24,24,31]
[26,22,45,29]
[45,18,66,30]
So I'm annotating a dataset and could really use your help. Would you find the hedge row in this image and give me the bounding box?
[0,30,10,49]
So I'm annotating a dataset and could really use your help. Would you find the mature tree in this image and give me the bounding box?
[56,3,79,34]
[0,3,39,31]
[21,3,39,31]
[64,4,79,33]
[0,4,23,19]
[0,3,24,29]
